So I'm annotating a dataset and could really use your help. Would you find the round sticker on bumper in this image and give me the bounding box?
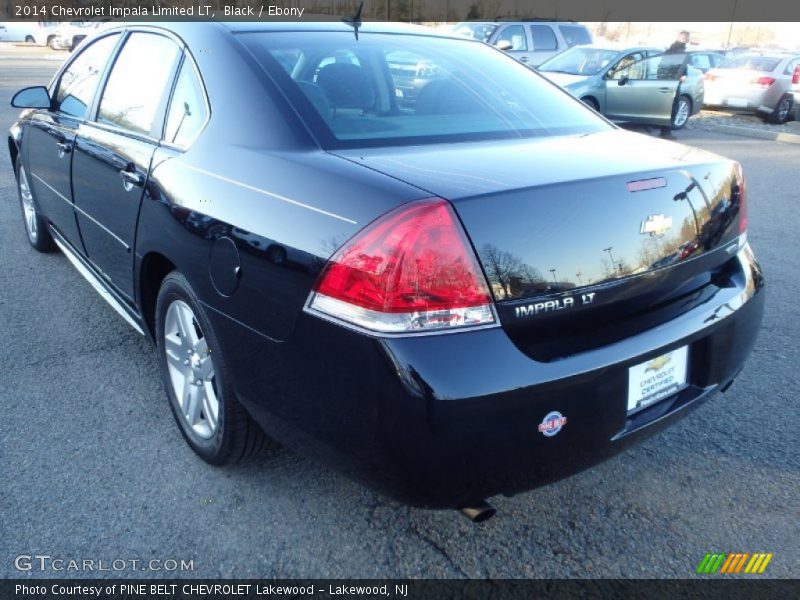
[538,411,568,437]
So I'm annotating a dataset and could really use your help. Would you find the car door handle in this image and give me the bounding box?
[55,141,71,156]
[119,169,144,191]
[658,87,673,93]
[519,56,528,62]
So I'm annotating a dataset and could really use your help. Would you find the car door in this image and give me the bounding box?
[605,54,682,126]
[71,31,181,299]
[24,33,121,251]
[528,24,560,66]
[493,24,532,65]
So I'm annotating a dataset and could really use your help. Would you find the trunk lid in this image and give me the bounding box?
[334,130,744,358]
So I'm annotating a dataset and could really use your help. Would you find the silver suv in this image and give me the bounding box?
[451,20,593,67]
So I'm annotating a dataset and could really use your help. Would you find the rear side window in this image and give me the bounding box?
[530,25,558,51]
[97,32,181,136]
[55,34,119,119]
[164,58,209,147]
[558,25,592,48]
[496,25,527,51]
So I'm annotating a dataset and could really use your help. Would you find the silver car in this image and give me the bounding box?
[538,44,704,130]
[704,53,800,123]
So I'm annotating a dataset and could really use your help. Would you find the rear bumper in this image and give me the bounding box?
[703,85,784,113]
[215,244,764,508]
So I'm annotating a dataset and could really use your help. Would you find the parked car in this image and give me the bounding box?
[0,21,58,46]
[703,52,800,123]
[452,19,593,66]
[8,22,763,519]
[49,19,110,51]
[538,44,704,129]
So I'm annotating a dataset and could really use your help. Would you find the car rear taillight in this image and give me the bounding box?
[792,65,800,85]
[307,198,496,334]
[734,162,747,235]
[752,76,776,88]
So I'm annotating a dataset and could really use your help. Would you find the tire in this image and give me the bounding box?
[671,95,692,130]
[581,97,599,111]
[155,271,270,465]
[768,94,793,124]
[16,158,55,252]
[24,35,35,44]
[47,36,57,50]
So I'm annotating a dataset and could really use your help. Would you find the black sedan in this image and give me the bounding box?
[8,22,764,521]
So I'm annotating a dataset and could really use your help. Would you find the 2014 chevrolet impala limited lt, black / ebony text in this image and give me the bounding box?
[9,22,764,520]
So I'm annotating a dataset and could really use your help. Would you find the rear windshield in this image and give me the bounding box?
[719,55,781,71]
[538,46,620,75]
[239,31,611,149]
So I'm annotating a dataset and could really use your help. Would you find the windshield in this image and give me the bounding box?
[538,46,620,75]
[718,55,781,72]
[240,31,611,149]
[451,23,499,42]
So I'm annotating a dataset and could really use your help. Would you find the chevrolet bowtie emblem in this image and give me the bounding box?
[640,214,673,236]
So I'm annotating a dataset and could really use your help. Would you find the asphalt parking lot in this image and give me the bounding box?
[1,51,798,579]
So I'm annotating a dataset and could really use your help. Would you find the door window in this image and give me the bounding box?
[97,32,181,136]
[496,25,527,51]
[164,57,209,147]
[55,34,119,119]
[530,25,558,51]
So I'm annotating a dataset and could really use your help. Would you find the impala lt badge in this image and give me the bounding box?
[640,214,673,236]
[514,292,596,318]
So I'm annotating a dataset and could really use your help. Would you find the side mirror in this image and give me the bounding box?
[11,86,51,109]
[494,40,513,52]
[617,76,629,86]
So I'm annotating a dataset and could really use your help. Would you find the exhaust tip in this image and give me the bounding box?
[459,500,496,523]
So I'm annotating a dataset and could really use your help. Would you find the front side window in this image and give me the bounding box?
[55,34,119,119]
[496,25,527,51]
[690,54,711,70]
[97,32,181,136]
[530,25,558,51]
[241,31,611,149]
[164,57,209,147]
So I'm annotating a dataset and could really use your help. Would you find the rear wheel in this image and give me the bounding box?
[16,159,54,252]
[769,94,793,124]
[155,271,271,465]
[671,95,692,130]
[581,97,599,111]
[47,36,56,49]
[24,35,35,44]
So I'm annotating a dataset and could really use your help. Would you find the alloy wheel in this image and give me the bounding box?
[163,300,219,439]
[18,165,38,243]
[673,98,690,128]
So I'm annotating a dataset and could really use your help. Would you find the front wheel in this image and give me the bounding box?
[768,94,793,124]
[155,271,271,465]
[16,159,54,252]
[671,95,692,130]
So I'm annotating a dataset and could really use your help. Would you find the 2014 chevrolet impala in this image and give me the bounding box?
[9,22,764,520]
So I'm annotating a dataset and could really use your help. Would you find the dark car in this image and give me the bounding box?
[9,22,763,520]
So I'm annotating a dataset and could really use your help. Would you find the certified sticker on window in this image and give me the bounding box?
[627,346,689,412]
